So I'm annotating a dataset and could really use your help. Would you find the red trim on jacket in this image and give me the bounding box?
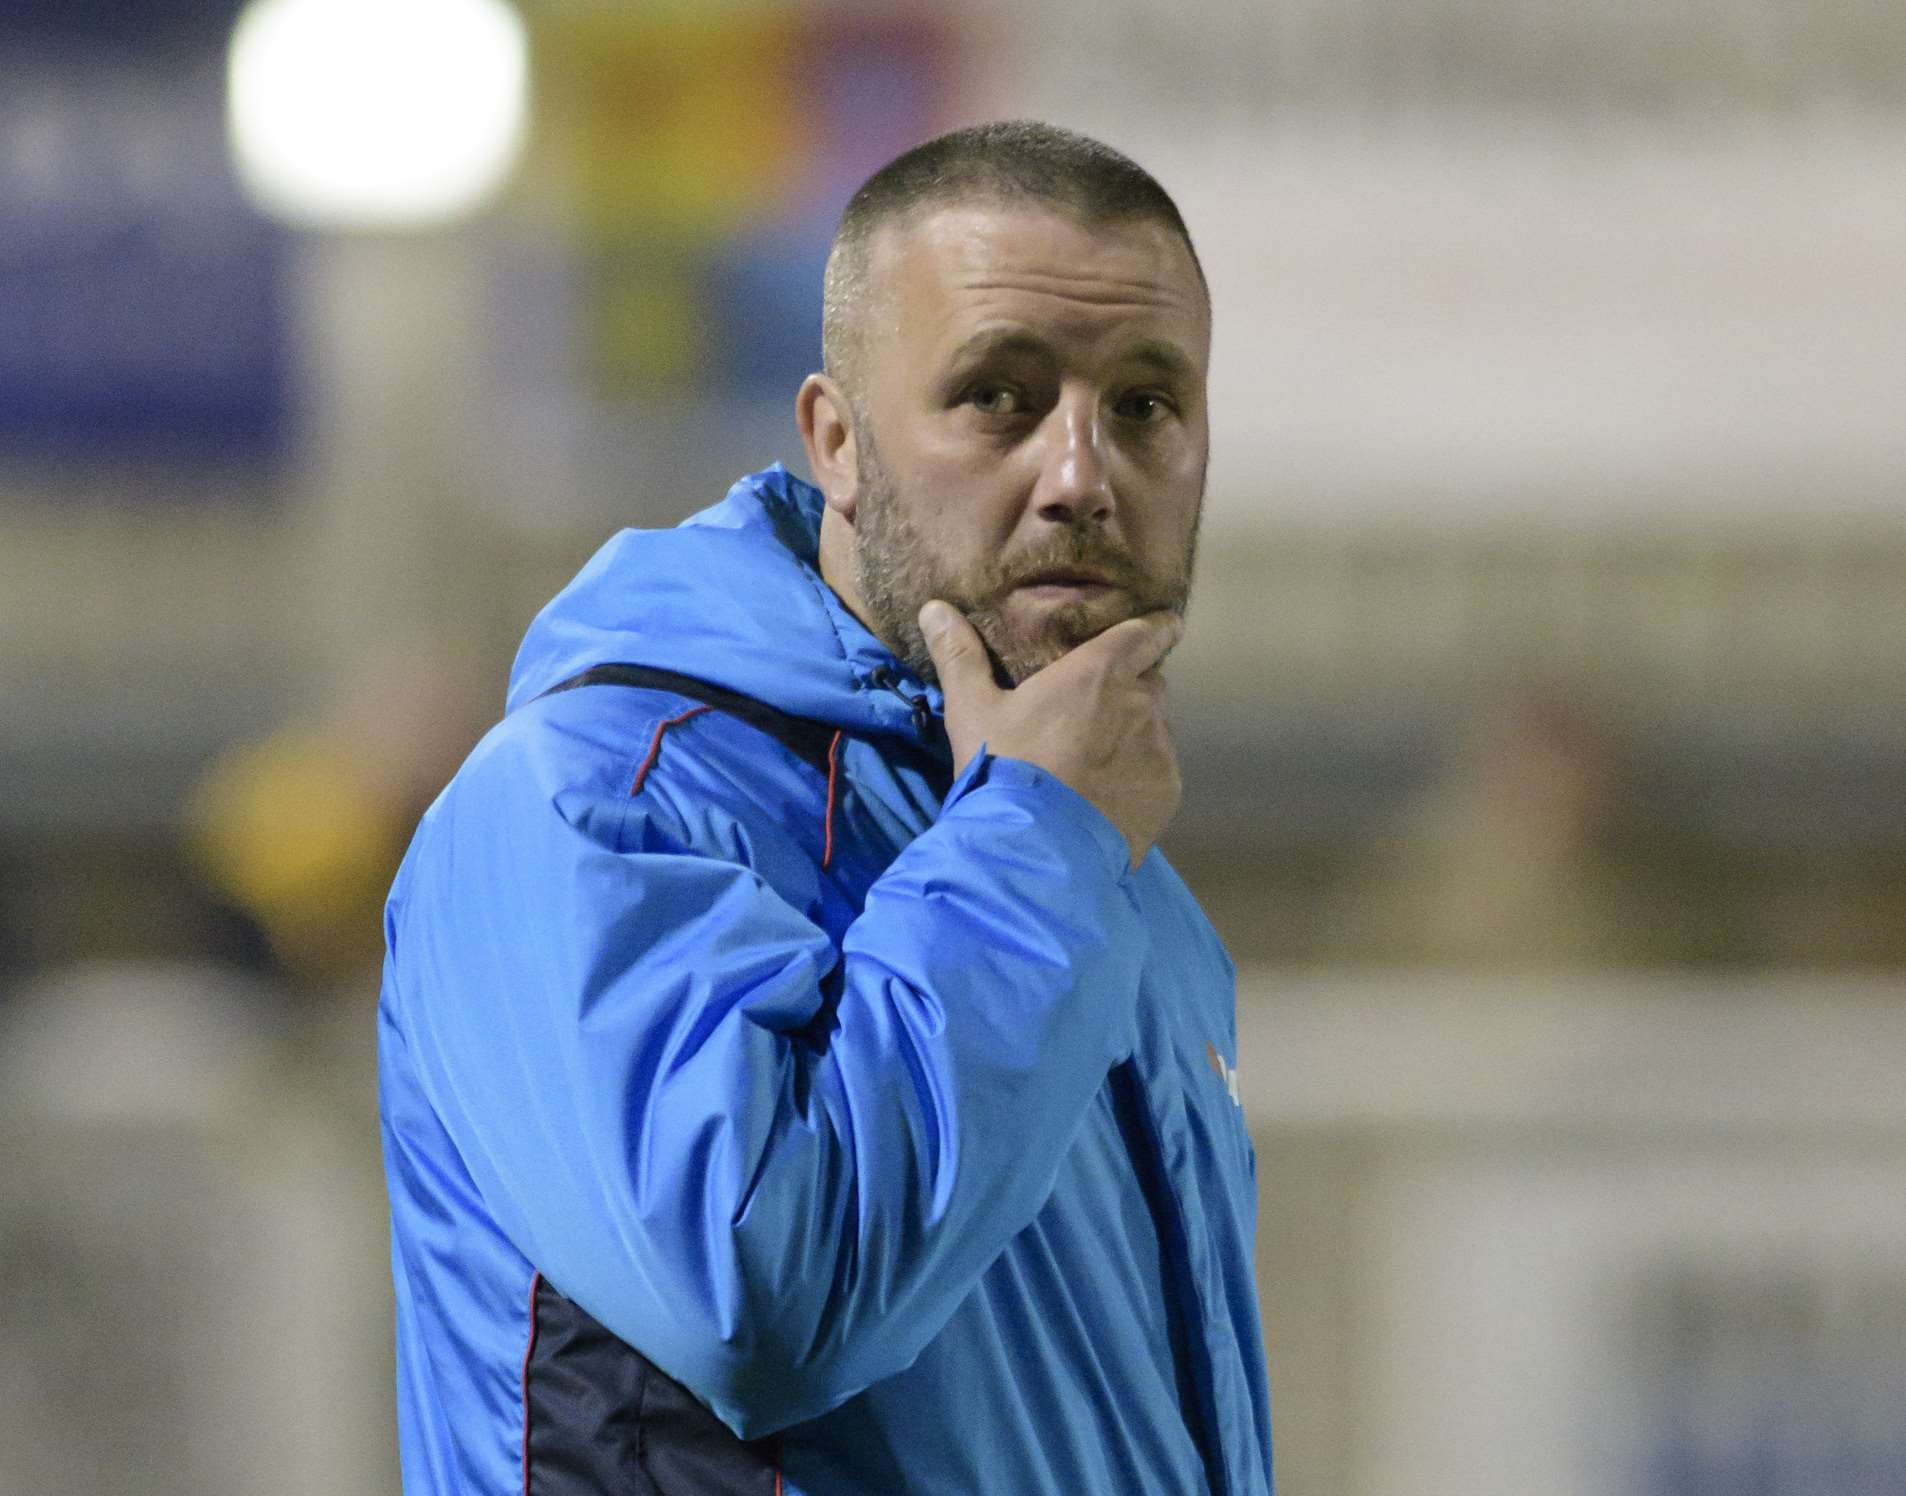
[821,730,845,869]
[630,706,715,796]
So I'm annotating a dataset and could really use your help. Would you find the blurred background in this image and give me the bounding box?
[2,0,1902,1491]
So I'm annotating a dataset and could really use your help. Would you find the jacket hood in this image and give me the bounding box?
[506,466,943,740]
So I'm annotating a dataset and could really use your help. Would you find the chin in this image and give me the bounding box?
[987,608,1115,684]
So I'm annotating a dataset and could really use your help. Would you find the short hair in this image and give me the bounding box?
[820,120,1206,392]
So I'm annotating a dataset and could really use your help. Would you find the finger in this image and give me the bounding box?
[1090,610,1185,678]
[918,601,1000,702]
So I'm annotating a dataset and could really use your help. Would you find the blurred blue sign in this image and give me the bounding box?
[0,10,291,471]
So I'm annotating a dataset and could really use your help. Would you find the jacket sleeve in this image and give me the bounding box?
[385,719,1151,1437]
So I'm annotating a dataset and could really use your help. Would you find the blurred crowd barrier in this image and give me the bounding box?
[0,959,393,1492]
[1244,973,1906,1496]
[3,0,1903,1491]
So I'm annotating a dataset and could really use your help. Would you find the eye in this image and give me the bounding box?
[964,382,1023,417]
[1113,390,1174,423]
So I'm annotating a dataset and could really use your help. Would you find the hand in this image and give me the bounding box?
[920,601,1184,871]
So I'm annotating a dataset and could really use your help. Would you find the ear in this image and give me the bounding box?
[797,374,860,521]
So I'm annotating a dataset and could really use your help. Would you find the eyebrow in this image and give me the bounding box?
[943,327,1199,384]
[1122,338,1200,384]
[944,327,1056,370]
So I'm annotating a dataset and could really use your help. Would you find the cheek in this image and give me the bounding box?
[1128,452,1202,524]
[912,475,1027,565]
[1130,482,1203,576]
[887,497,988,588]
[930,521,1010,588]
[916,418,1042,516]
[1112,421,1203,493]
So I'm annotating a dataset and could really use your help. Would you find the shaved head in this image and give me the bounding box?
[821,120,1207,406]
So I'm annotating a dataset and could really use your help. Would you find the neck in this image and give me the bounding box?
[817,505,880,642]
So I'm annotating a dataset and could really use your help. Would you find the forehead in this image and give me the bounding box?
[864,202,1210,373]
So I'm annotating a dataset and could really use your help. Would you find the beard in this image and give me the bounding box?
[850,425,1200,688]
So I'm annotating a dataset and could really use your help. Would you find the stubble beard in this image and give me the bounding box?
[850,425,1201,688]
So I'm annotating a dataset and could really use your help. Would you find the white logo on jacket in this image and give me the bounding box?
[1204,1042,1242,1107]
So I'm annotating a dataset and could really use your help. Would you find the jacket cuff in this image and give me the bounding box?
[940,747,1136,885]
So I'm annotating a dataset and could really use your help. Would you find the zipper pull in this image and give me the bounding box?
[870,668,934,736]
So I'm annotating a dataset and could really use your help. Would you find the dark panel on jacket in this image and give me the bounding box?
[526,1276,780,1495]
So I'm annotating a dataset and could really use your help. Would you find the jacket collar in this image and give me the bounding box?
[505,466,943,742]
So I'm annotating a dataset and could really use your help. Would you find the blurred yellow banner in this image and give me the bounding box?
[529,1,807,238]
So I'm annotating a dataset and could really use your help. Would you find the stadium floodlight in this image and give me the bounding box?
[226,0,530,230]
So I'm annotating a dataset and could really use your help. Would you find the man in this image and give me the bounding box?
[379,121,1273,1494]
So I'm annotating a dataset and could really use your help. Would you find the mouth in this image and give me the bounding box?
[1012,568,1120,600]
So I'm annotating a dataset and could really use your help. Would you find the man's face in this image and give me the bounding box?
[844,202,1210,686]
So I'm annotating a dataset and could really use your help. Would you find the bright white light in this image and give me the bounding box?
[227,0,529,229]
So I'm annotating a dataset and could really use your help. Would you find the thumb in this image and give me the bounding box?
[918,601,996,701]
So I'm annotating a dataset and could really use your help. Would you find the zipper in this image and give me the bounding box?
[867,667,933,737]
[1107,1060,1229,1496]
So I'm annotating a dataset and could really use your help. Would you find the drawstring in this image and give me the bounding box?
[868,667,933,737]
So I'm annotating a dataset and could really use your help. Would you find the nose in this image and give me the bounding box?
[1031,390,1114,527]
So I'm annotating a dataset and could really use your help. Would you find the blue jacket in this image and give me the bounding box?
[378,467,1273,1494]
